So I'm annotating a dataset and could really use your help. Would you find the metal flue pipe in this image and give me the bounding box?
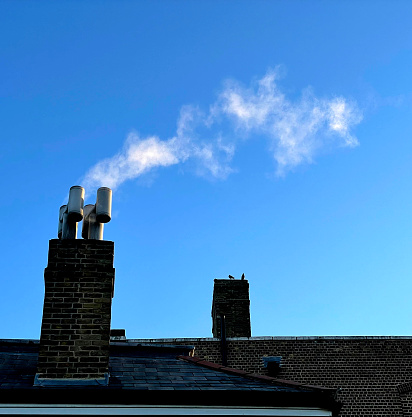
[58,186,112,240]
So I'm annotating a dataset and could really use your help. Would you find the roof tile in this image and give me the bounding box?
[0,340,323,393]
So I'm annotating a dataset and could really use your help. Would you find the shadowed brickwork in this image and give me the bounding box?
[37,239,114,380]
[212,279,251,338]
[139,336,412,417]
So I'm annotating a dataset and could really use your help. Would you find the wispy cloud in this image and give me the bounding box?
[215,68,362,175]
[82,67,362,190]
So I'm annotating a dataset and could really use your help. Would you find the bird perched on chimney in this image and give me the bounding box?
[228,274,235,279]
[241,273,245,280]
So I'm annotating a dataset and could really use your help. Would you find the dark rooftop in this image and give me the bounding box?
[0,339,329,393]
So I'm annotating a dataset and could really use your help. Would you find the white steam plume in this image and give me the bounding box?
[216,69,362,175]
[82,68,362,190]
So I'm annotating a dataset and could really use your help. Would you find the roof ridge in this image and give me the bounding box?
[177,355,335,392]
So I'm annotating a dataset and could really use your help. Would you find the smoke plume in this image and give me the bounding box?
[83,68,362,190]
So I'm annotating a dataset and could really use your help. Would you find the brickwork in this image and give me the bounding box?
[212,279,251,338]
[37,239,114,380]
[399,392,412,416]
[130,336,412,416]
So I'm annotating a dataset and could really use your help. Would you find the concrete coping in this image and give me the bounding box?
[2,335,412,346]
[33,373,110,387]
[124,335,412,342]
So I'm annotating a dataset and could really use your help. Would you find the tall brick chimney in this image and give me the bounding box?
[212,278,251,338]
[35,239,115,385]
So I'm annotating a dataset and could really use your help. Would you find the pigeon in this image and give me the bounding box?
[228,275,235,279]
[241,273,245,280]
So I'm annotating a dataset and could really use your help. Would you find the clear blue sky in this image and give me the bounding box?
[1,1,412,339]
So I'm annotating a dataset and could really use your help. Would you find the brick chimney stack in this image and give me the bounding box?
[35,239,115,385]
[211,278,251,338]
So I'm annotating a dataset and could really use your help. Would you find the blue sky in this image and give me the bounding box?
[1,1,412,339]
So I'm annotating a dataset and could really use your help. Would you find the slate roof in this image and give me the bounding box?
[0,339,330,393]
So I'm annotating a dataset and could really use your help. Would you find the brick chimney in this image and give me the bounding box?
[211,278,251,338]
[35,239,114,385]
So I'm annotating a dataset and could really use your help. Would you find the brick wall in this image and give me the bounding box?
[212,279,251,338]
[37,239,114,380]
[131,336,412,416]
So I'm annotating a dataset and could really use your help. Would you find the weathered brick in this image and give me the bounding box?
[212,279,251,338]
[37,239,114,380]
[164,336,412,417]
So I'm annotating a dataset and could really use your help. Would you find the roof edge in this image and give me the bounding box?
[124,335,412,342]
[177,356,336,393]
[2,335,412,345]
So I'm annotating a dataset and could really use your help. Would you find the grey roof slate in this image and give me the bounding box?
[0,339,316,392]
